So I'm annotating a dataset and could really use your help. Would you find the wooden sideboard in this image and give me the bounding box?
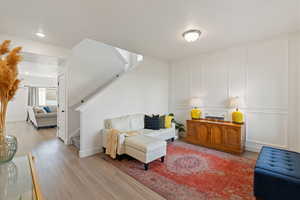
[185,119,246,154]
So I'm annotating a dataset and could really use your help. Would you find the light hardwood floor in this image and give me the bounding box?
[7,121,165,200]
[7,121,258,200]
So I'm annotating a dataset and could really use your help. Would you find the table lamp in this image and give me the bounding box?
[228,96,244,124]
[190,98,202,120]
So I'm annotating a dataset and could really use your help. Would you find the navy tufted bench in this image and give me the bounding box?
[254,146,300,200]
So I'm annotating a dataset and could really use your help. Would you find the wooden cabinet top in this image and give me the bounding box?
[187,119,244,128]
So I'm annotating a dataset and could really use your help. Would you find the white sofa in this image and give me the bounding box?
[102,114,176,169]
[27,106,57,129]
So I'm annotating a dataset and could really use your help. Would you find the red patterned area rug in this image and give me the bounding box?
[103,141,256,200]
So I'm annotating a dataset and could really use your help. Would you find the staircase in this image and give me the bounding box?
[71,135,80,149]
[68,39,143,151]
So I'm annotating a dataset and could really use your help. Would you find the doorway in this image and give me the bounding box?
[57,73,67,143]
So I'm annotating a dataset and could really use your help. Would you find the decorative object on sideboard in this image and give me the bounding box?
[228,96,244,124]
[190,97,202,120]
[203,111,227,121]
[0,40,22,164]
[169,113,185,137]
[204,113,226,121]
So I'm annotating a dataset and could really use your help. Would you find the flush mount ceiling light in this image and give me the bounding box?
[36,32,45,38]
[182,29,201,42]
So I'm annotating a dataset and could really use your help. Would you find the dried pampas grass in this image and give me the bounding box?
[0,40,22,138]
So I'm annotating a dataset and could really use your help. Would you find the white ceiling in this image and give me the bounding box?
[19,53,61,78]
[0,0,299,61]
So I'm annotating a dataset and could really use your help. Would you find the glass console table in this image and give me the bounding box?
[0,153,43,200]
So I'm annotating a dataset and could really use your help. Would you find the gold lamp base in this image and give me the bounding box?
[232,109,243,124]
[191,108,201,120]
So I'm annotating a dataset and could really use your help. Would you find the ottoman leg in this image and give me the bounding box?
[171,138,175,142]
[161,156,165,163]
[102,147,106,153]
[117,154,123,161]
[144,163,149,171]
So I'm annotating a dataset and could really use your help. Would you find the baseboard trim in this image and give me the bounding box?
[245,143,261,152]
[79,147,101,158]
[246,140,288,153]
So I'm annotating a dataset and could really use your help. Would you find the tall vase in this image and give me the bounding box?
[0,40,21,164]
[0,129,17,164]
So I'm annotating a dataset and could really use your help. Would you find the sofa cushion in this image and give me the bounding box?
[129,114,144,130]
[144,128,175,140]
[108,115,131,131]
[36,113,57,119]
[48,106,57,112]
[144,115,160,130]
[125,135,166,153]
[33,107,46,114]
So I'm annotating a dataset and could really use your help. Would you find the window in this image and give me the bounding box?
[38,88,57,106]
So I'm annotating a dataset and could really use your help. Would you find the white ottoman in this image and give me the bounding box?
[125,135,167,170]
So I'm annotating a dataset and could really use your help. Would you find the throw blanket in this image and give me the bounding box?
[106,129,140,159]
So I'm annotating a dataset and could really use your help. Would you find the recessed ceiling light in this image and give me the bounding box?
[36,32,46,38]
[182,29,201,42]
[25,72,29,75]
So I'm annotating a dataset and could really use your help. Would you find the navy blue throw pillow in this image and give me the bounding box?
[43,106,51,113]
[144,115,160,130]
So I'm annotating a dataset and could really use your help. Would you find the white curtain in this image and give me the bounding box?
[26,87,39,122]
[27,87,39,106]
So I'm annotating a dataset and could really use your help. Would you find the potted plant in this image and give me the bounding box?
[168,113,185,138]
[0,40,22,164]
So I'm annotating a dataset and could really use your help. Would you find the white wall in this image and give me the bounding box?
[78,56,169,157]
[6,74,57,122]
[7,87,28,122]
[288,33,300,152]
[170,33,300,152]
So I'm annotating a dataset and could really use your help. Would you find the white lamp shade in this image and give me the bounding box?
[228,96,243,109]
[190,98,202,107]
